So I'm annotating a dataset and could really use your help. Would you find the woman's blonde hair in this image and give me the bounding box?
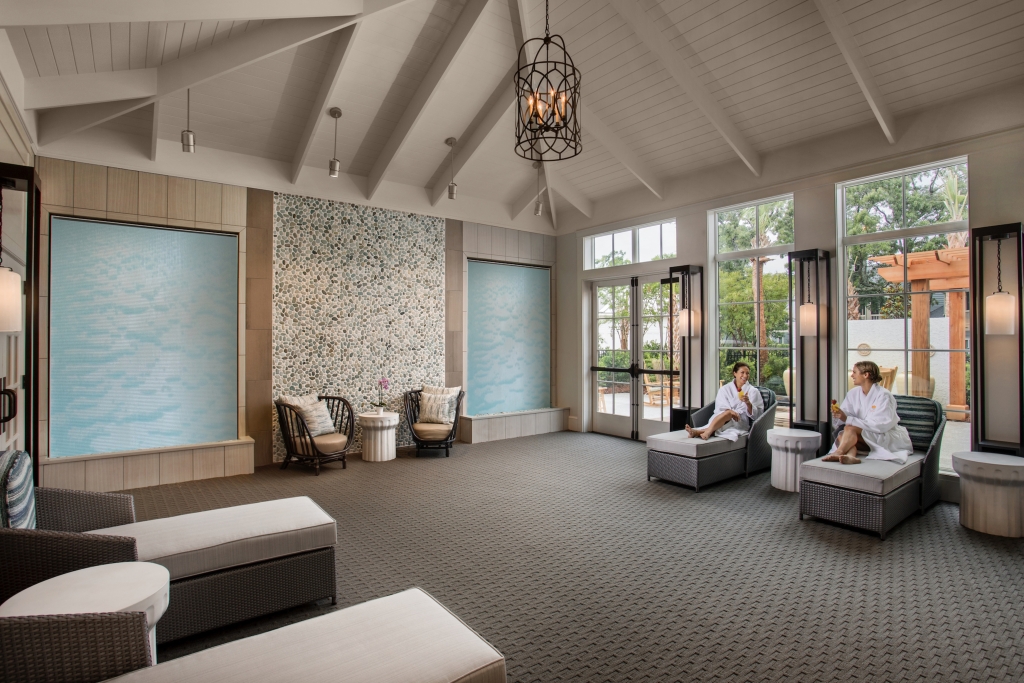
[853,361,881,383]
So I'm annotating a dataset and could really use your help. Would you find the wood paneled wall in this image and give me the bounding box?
[245,189,273,466]
[33,157,260,490]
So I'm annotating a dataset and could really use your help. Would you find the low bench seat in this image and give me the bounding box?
[87,497,336,580]
[800,454,924,496]
[108,588,506,683]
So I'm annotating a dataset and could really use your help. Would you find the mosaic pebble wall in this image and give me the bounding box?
[272,193,445,459]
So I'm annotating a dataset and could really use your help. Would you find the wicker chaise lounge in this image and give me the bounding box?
[646,387,777,491]
[404,389,466,457]
[799,394,946,540]
[0,489,337,645]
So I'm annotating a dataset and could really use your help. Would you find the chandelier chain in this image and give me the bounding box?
[997,238,1003,293]
[805,263,811,304]
[545,0,550,37]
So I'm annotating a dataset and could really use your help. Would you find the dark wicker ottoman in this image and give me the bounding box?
[647,447,747,492]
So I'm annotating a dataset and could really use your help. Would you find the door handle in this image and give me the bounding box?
[0,388,16,424]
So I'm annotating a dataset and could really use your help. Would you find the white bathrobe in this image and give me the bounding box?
[830,383,914,464]
[694,381,764,441]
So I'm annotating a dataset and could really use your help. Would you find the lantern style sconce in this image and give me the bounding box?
[668,265,704,431]
[971,223,1023,455]
[787,249,832,453]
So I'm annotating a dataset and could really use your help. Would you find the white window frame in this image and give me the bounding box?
[707,193,794,398]
[584,219,677,270]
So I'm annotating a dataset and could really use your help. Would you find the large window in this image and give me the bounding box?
[711,196,794,398]
[586,220,676,270]
[839,159,970,472]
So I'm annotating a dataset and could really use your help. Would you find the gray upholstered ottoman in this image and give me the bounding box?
[108,588,506,683]
[647,431,748,492]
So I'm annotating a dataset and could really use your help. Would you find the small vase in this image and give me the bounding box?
[375,406,384,416]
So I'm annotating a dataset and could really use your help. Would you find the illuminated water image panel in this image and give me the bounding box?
[467,260,550,415]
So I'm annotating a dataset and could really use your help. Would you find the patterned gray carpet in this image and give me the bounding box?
[132,433,1024,682]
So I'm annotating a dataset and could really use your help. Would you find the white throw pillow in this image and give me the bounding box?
[279,393,319,407]
[280,394,335,437]
[421,385,460,422]
[419,392,454,425]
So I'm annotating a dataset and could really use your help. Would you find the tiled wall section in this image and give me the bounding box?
[34,157,255,490]
[272,193,445,459]
[460,407,569,444]
[445,221,557,420]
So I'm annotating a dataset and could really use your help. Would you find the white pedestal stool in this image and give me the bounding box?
[952,451,1024,537]
[768,428,822,492]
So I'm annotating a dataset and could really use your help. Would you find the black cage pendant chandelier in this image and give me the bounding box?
[514,0,581,162]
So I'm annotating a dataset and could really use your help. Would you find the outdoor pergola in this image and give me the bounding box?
[870,246,969,420]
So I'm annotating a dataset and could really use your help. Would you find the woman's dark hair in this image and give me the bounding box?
[853,361,882,383]
[732,361,751,375]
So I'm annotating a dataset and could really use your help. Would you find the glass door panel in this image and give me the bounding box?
[592,280,633,438]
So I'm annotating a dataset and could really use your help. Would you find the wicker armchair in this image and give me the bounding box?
[403,389,465,457]
[799,395,946,540]
[275,395,355,475]
[0,612,151,683]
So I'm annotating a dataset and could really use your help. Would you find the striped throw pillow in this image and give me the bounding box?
[422,385,460,423]
[296,401,336,437]
[419,392,455,425]
[1,450,35,529]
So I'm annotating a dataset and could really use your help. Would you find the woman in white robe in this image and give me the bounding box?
[684,361,764,441]
[825,360,913,465]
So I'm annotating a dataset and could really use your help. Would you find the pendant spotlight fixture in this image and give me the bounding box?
[533,162,543,217]
[445,137,457,199]
[799,265,817,336]
[986,238,1017,335]
[328,107,343,178]
[514,0,582,162]
[0,184,22,332]
[181,89,195,153]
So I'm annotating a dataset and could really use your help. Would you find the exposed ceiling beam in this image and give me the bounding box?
[608,0,762,177]
[543,164,558,230]
[427,68,515,206]
[25,70,158,110]
[366,0,490,200]
[0,0,364,26]
[580,103,663,199]
[812,0,896,144]
[544,163,591,217]
[37,16,358,145]
[148,101,160,161]
[289,24,361,183]
[510,168,545,220]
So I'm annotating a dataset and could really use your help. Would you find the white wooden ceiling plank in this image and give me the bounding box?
[145,22,167,68]
[702,29,836,93]
[711,53,848,106]
[47,26,78,75]
[109,23,129,70]
[680,0,819,65]
[752,109,877,150]
[212,21,234,45]
[857,0,1017,57]
[742,92,870,141]
[162,22,185,63]
[883,51,1024,107]
[729,78,862,127]
[0,1,365,26]
[874,24,1024,86]
[840,0,946,28]
[179,22,202,56]
[865,4,1024,72]
[887,66,1024,114]
[128,23,148,69]
[609,0,761,175]
[228,21,250,40]
[89,24,112,72]
[6,28,39,78]
[658,0,750,38]
[195,22,218,51]
[68,24,95,74]
[698,18,833,83]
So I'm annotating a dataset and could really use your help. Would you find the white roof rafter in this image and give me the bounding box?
[0,0,364,26]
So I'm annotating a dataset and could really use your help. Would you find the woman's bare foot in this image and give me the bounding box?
[699,430,711,440]
[822,453,842,462]
[839,454,861,465]
[684,425,698,438]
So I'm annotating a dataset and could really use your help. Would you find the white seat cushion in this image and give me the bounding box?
[88,497,336,580]
[646,430,747,458]
[800,453,925,495]
[108,588,506,683]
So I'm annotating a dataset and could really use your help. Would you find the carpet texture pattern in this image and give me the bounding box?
[131,433,1024,681]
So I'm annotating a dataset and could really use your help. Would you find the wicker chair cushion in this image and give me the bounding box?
[109,588,504,683]
[0,450,35,529]
[893,395,942,451]
[87,497,336,580]
[413,422,453,441]
[800,453,924,495]
[312,432,348,454]
[646,431,747,458]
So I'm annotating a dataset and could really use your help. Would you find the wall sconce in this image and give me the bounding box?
[668,265,704,431]
[788,248,832,453]
[986,239,1017,335]
[798,265,817,336]
[0,185,21,332]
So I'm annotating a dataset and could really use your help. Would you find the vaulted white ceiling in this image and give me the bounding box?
[2,0,1023,230]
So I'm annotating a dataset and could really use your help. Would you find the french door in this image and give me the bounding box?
[591,276,677,440]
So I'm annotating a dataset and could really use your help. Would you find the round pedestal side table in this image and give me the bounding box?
[767,428,822,492]
[951,451,1024,537]
[359,411,400,462]
[0,561,170,665]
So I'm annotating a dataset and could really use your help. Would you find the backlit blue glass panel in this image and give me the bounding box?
[49,218,238,457]
[467,260,550,415]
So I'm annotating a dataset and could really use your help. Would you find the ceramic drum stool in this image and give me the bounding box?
[359,411,400,462]
[768,428,822,492]
[952,451,1024,537]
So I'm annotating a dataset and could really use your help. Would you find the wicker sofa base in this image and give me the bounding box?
[647,448,747,492]
[157,546,337,644]
[799,479,922,540]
